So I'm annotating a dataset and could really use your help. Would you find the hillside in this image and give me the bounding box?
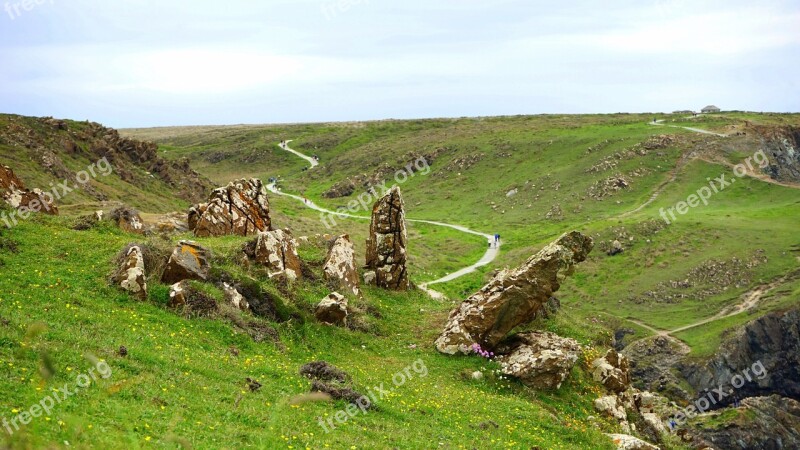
[125,112,800,354]
[0,112,798,449]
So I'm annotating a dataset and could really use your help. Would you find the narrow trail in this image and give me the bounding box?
[627,268,800,343]
[268,141,501,300]
[649,118,728,137]
[279,140,319,168]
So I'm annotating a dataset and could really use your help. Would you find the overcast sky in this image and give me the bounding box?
[1,0,798,127]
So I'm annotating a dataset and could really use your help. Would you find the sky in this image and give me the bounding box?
[1,0,798,128]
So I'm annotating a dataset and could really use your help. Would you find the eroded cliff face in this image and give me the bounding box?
[754,125,800,183]
[685,395,800,450]
[0,115,213,204]
[680,308,800,407]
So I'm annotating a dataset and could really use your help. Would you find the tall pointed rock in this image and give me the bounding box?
[365,186,409,290]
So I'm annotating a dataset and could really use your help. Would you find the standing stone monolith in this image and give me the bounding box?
[364,186,408,290]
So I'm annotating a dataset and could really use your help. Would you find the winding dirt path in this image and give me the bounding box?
[649,118,728,137]
[268,140,501,300]
[627,268,799,342]
[623,121,800,341]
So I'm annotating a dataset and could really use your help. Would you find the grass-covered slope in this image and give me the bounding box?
[0,212,622,449]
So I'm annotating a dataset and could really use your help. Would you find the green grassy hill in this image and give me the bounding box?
[125,112,800,356]
[1,111,798,449]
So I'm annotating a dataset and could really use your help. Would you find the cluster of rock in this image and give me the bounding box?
[0,164,59,215]
[432,231,600,394]
[111,239,252,316]
[189,178,272,237]
[592,350,671,436]
[364,186,409,291]
[494,331,581,389]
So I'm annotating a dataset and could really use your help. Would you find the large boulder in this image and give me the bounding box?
[435,231,593,354]
[494,331,581,389]
[189,178,272,237]
[112,245,147,300]
[365,186,408,291]
[592,349,632,393]
[315,292,348,327]
[606,434,660,450]
[161,240,211,284]
[110,206,144,234]
[324,235,360,297]
[253,229,302,281]
[0,165,58,216]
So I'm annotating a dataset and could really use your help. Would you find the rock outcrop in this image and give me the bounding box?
[623,335,691,401]
[593,349,632,393]
[252,229,302,281]
[168,281,218,317]
[755,125,800,183]
[680,308,800,406]
[315,292,348,327]
[435,231,593,354]
[2,116,213,203]
[364,186,408,291]
[685,395,800,450]
[494,331,581,389]
[0,165,58,215]
[300,361,369,406]
[110,206,144,234]
[323,235,360,297]
[189,178,272,237]
[112,245,147,300]
[606,434,660,450]
[161,241,211,284]
[595,395,629,429]
[222,282,249,312]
